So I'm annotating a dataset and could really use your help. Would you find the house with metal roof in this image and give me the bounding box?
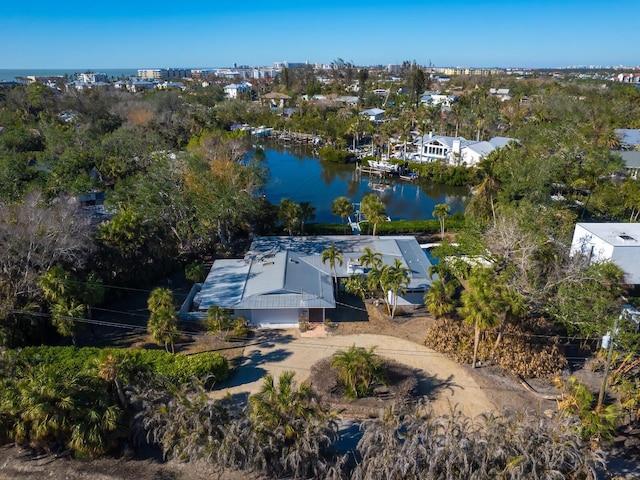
[570,223,640,284]
[360,108,385,123]
[615,129,640,149]
[181,235,435,328]
[414,133,518,167]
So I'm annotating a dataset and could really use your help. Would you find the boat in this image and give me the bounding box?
[368,159,400,173]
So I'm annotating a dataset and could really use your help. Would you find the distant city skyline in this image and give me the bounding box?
[2,0,638,70]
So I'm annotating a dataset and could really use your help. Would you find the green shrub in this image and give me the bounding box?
[318,146,353,164]
[13,346,228,385]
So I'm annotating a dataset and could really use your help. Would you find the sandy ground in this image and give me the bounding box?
[0,302,558,480]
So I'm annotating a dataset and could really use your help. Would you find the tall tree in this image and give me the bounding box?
[278,198,301,236]
[147,287,178,353]
[458,268,502,368]
[322,242,343,296]
[359,247,383,270]
[408,63,426,108]
[432,203,451,240]
[361,193,387,236]
[381,259,410,319]
[332,196,353,234]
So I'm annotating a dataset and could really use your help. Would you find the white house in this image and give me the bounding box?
[414,134,518,167]
[489,88,512,101]
[360,108,385,122]
[570,223,640,284]
[420,91,457,108]
[224,82,252,99]
[181,235,435,328]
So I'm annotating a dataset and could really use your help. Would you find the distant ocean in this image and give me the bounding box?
[0,68,139,81]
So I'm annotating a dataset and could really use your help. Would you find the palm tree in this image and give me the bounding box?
[424,279,457,318]
[331,344,383,399]
[39,265,71,303]
[278,198,301,236]
[381,259,410,319]
[147,287,178,353]
[457,268,501,368]
[432,203,451,240]
[332,196,353,234]
[51,299,86,346]
[206,305,233,340]
[249,371,323,441]
[359,246,383,270]
[321,242,343,296]
[361,193,387,236]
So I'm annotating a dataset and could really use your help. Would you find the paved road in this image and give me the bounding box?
[213,331,494,418]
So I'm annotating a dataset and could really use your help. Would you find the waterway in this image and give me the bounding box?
[261,140,469,224]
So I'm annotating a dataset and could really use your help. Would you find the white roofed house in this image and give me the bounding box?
[570,223,640,284]
[360,108,385,123]
[224,82,252,99]
[182,236,435,329]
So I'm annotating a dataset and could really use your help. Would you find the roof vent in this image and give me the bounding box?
[618,234,636,242]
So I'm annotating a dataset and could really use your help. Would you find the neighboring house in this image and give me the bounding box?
[489,88,512,101]
[156,81,186,90]
[415,134,517,167]
[360,108,385,122]
[615,129,640,150]
[334,95,359,106]
[570,223,640,284]
[460,141,495,167]
[420,91,457,108]
[262,92,291,109]
[224,82,252,99]
[181,235,435,328]
[614,150,640,179]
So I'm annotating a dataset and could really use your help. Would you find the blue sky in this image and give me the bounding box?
[1,0,638,69]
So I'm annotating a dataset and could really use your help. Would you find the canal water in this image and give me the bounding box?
[261,141,469,224]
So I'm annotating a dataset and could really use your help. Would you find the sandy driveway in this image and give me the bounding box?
[213,331,495,418]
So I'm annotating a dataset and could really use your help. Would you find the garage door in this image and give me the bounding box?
[251,309,299,329]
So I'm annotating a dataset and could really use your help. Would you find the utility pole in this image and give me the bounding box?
[597,314,622,408]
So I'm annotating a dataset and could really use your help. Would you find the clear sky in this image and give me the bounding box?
[1,0,638,69]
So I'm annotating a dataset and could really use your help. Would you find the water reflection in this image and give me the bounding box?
[262,141,468,223]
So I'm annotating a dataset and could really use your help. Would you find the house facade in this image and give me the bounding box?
[181,235,435,328]
[224,82,252,99]
[414,134,517,167]
[570,223,640,284]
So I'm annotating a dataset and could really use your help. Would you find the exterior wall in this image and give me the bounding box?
[570,224,640,284]
[611,248,640,284]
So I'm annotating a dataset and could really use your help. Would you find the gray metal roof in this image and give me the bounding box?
[198,236,434,312]
[615,129,640,147]
[489,136,518,149]
[614,150,640,169]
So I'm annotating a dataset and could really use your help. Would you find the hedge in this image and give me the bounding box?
[13,346,229,385]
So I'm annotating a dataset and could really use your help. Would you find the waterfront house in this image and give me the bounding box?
[570,223,640,284]
[181,235,434,328]
[415,134,518,167]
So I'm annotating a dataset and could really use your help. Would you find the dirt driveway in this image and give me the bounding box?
[213,331,495,418]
